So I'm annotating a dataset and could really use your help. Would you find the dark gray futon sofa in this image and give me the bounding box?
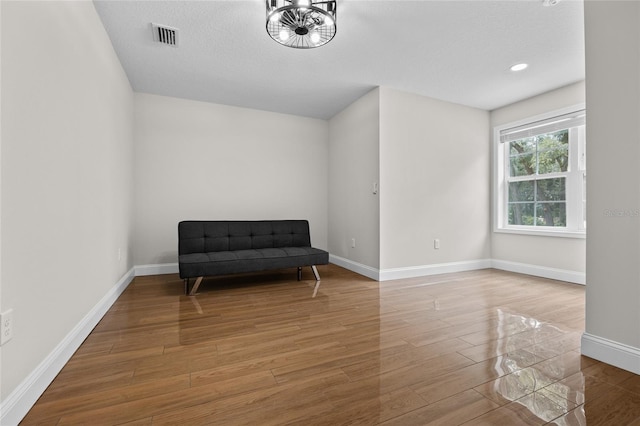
[178,220,329,295]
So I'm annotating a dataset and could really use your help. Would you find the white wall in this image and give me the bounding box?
[490,82,586,280]
[328,88,380,271]
[379,87,491,272]
[1,0,134,418]
[0,0,3,404]
[133,94,329,267]
[582,1,640,373]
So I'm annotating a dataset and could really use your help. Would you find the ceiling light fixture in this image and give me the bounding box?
[266,0,337,49]
[510,63,529,72]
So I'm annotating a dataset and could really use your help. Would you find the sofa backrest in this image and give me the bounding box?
[178,220,312,255]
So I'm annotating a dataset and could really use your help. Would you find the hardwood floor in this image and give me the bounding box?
[21,265,640,425]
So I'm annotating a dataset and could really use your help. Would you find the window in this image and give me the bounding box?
[494,107,586,237]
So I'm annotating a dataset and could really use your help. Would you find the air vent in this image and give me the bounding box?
[151,23,179,47]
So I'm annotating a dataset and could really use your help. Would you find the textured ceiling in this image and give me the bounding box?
[94,0,585,119]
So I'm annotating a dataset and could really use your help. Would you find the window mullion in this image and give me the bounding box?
[567,126,586,231]
[507,172,567,183]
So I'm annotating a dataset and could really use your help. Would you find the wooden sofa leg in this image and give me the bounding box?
[189,276,204,296]
[184,278,189,295]
[311,265,320,281]
[297,267,302,281]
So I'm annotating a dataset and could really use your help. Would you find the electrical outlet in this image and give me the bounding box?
[351,238,356,248]
[1,309,13,345]
[434,239,440,249]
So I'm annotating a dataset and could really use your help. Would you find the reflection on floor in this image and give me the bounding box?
[22,265,640,425]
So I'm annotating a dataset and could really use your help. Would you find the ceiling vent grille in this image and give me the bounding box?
[151,23,179,47]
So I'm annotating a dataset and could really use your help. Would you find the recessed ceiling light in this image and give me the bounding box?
[510,63,529,72]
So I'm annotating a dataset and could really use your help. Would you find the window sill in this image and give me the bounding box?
[494,227,586,239]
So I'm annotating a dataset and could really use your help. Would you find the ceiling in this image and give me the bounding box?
[93,0,585,120]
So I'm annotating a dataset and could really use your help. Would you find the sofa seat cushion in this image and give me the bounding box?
[179,247,329,278]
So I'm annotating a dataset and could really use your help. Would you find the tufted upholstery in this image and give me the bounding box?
[178,220,329,286]
[179,221,312,255]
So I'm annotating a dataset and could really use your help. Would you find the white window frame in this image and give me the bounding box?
[493,104,586,239]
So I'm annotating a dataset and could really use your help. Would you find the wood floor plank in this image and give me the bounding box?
[456,325,568,363]
[24,374,191,424]
[312,386,427,425]
[619,374,640,396]
[340,338,474,382]
[380,389,500,425]
[151,368,345,425]
[544,370,618,405]
[465,390,576,425]
[410,354,521,404]
[323,352,477,402]
[19,265,640,426]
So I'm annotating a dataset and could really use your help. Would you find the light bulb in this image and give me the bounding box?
[279,29,289,41]
[269,12,281,22]
[310,32,320,44]
[510,63,528,72]
[296,0,310,11]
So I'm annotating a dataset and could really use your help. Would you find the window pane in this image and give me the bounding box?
[508,203,535,225]
[509,181,534,202]
[510,138,536,155]
[537,177,566,201]
[510,153,535,177]
[536,202,566,227]
[509,139,536,177]
[537,130,569,174]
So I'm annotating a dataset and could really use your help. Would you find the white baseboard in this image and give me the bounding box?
[132,259,584,286]
[327,256,582,284]
[0,267,135,426]
[581,333,640,375]
[134,262,178,276]
[329,256,493,282]
[379,259,493,281]
[491,259,585,285]
[329,255,380,281]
